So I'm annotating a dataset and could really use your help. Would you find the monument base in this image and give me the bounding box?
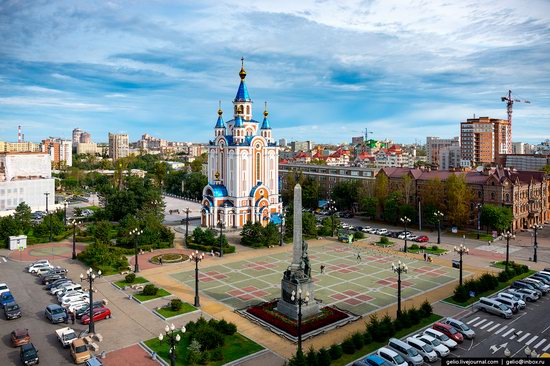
[276,277,320,320]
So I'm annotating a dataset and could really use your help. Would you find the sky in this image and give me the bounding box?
[0,0,549,145]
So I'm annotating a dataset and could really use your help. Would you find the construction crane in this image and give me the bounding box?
[501,89,530,125]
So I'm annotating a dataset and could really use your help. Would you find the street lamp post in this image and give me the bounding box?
[434,211,443,245]
[158,323,186,366]
[70,219,79,260]
[476,203,483,239]
[503,231,515,272]
[392,261,408,318]
[184,207,190,248]
[291,287,310,354]
[218,218,224,257]
[130,228,143,273]
[190,250,203,307]
[44,192,52,242]
[400,216,411,253]
[63,202,68,227]
[532,224,542,263]
[80,268,101,334]
[454,241,469,286]
[279,215,285,246]
[327,199,337,237]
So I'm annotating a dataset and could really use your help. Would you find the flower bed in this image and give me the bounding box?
[150,253,189,264]
[246,300,349,336]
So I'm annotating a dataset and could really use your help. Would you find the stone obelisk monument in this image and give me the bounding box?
[277,184,320,320]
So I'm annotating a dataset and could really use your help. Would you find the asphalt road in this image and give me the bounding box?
[0,257,81,365]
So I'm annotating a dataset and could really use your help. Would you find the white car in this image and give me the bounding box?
[423,328,458,350]
[414,334,450,357]
[67,300,90,313]
[26,259,50,269]
[406,336,438,362]
[58,290,86,303]
[497,292,526,309]
[341,223,350,229]
[378,229,389,235]
[61,295,89,308]
[28,262,53,274]
[362,226,371,233]
[0,283,10,296]
[406,234,418,241]
[377,347,408,366]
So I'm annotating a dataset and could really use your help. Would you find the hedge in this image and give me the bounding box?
[187,242,236,254]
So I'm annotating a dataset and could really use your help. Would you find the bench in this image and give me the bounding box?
[90,342,100,352]
[95,333,103,342]
[120,271,130,275]
[131,284,144,291]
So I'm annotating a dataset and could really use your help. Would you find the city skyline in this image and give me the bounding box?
[1,1,549,144]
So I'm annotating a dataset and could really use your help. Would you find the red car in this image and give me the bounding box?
[415,235,429,243]
[81,307,111,325]
[432,322,464,343]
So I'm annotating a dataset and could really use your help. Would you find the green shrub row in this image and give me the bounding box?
[288,301,433,366]
[187,242,236,254]
[184,317,237,364]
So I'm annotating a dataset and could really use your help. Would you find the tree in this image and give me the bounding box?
[183,173,208,200]
[14,202,32,233]
[374,173,389,217]
[445,173,471,227]
[383,194,400,224]
[152,162,168,188]
[263,222,280,246]
[331,181,360,211]
[360,196,377,218]
[0,216,19,246]
[93,220,113,244]
[401,174,414,205]
[541,164,550,175]
[164,170,187,195]
[190,158,204,173]
[240,222,263,247]
[302,212,318,237]
[480,204,513,233]
[421,178,445,211]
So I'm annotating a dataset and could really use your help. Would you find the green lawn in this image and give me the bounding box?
[114,276,149,289]
[443,270,535,307]
[408,247,447,255]
[134,288,171,302]
[331,314,443,366]
[156,303,197,318]
[144,332,263,366]
[447,230,493,242]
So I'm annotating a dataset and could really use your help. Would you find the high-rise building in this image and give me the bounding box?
[426,136,459,167]
[460,117,511,166]
[201,61,282,228]
[279,138,287,147]
[80,132,91,144]
[41,138,72,167]
[76,142,98,155]
[439,145,461,170]
[351,136,364,145]
[108,133,129,160]
[290,140,314,152]
[72,128,83,146]
[512,142,532,155]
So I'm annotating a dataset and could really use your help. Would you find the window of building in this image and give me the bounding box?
[256,152,261,181]
[505,193,510,202]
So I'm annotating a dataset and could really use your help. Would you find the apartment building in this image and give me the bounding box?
[426,136,459,167]
[108,133,129,160]
[0,141,40,153]
[460,117,511,166]
[41,138,72,167]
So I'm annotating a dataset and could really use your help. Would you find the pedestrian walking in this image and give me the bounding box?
[356,252,362,263]
[320,265,325,274]
[71,311,75,325]
[423,252,427,261]
[159,257,163,266]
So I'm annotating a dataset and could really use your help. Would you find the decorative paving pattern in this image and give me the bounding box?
[171,244,464,316]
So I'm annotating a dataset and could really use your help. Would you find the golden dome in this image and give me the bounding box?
[239,57,246,80]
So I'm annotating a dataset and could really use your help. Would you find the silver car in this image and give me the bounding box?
[443,318,476,339]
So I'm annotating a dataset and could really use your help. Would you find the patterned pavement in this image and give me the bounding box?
[171,243,463,316]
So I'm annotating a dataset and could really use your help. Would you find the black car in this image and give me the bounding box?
[3,301,22,320]
[41,274,66,285]
[387,231,400,238]
[75,301,104,319]
[40,268,67,277]
[45,279,72,291]
[20,343,39,365]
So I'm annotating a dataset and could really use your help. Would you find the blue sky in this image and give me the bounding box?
[0,0,549,144]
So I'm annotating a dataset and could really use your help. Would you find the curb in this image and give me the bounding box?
[223,348,270,366]
[152,308,201,321]
[139,341,169,366]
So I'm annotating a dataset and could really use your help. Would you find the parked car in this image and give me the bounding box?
[45,304,68,324]
[376,347,408,366]
[85,357,104,366]
[42,274,66,285]
[361,226,371,233]
[406,336,438,362]
[11,329,30,347]
[4,301,22,320]
[61,295,90,309]
[353,355,390,366]
[20,343,39,365]
[492,297,519,313]
[532,273,550,285]
[28,262,53,274]
[522,278,550,294]
[40,267,68,277]
[377,229,389,235]
[58,290,87,303]
[414,334,450,357]
[475,297,513,318]
[511,280,543,296]
[26,259,49,269]
[52,283,82,296]
[507,288,539,302]
[388,338,424,365]
[0,282,9,296]
[81,307,111,325]
[1,291,15,306]
[497,292,526,309]
[442,318,476,339]
[56,327,78,348]
[432,322,464,343]
[415,236,429,243]
[46,279,73,291]
[75,301,104,319]
[71,338,91,364]
[423,328,458,349]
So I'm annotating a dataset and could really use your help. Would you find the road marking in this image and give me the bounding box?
[502,328,515,337]
[510,331,522,340]
[495,325,508,335]
[526,336,539,346]
[480,321,494,330]
[518,333,531,342]
[467,316,480,325]
[543,343,550,352]
[1,257,6,262]
[534,339,546,349]
[487,323,501,332]
[543,324,550,334]
[474,319,487,327]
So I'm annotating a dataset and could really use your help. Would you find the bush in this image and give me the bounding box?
[453,284,469,302]
[367,314,383,342]
[419,245,427,250]
[125,273,136,283]
[498,271,510,282]
[410,244,419,250]
[408,307,421,325]
[353,231,365,240]
[198,351,209,365]
[317,348,332,366]
[431,245,439,251]
[398,310,411,329]
[351,332,364,350]
[170,298,183,311]
[363,330,372,345]
[341,338,355,354]
[420,300,433,318]
[306,347,318,366]
[214,319,237,335]
[192,326,224,350]
[210,348,223,361]
[329,344,343,360]
[379,236,390,245]
[142,284,159,296]
[379,314,395,340]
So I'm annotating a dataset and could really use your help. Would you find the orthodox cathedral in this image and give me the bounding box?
[201,60,282,229]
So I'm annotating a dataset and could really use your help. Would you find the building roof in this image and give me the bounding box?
[214,107,225,129]
[260,110,271,129]
[234,115,244,128]
[234,81,251,102]
[209,184,228,197]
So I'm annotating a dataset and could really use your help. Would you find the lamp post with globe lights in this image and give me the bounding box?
[279,215,285,246]
[158,323,186,366]
[130,228,143,273]
[63,201,68,226]
[392,261,408,318]
[400,216,411,252]
[532,224,542,263]
[291,287,310,354]
[326,199,337,236]
[184,207,190,248]
[69,219,79,259]
[503,231,515,272]
[434,211,444,245]
[190,251,203,307]
[80,268,101,334]
[454,242,469,286]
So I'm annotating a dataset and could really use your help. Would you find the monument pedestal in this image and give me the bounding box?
[276,272,320,321]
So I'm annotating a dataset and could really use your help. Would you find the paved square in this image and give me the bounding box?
[172,244,463,316]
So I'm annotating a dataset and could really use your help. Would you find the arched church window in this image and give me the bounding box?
[256,152,261,180]
[234,105,237,113]
[246,105,250,114]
